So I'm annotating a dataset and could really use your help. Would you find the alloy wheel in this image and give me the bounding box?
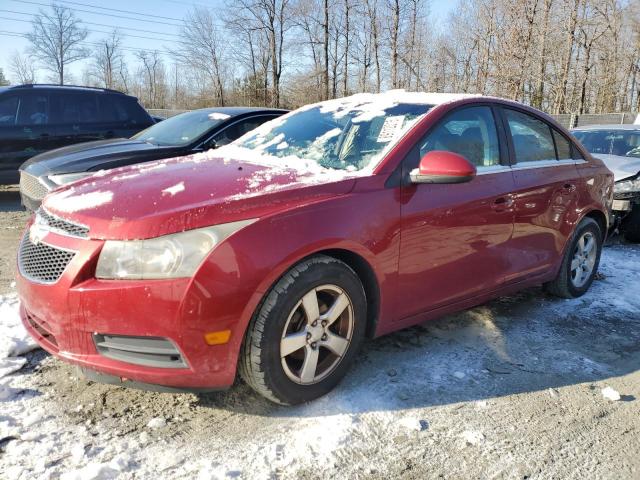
[280,284,354,385]
[570,231,597,288]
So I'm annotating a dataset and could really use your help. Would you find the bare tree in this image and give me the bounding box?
[9,51,37,85]
[26,4,89,85]
[173,7,226,106]
[89,30,126,90]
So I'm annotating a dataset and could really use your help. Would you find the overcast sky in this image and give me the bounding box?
[0,0,456,85]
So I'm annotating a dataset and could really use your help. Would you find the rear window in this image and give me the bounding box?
[100,95,151,125]
[56,92,99,124]
[0,96,18,125]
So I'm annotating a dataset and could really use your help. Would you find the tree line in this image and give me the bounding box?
[7,0,640,115]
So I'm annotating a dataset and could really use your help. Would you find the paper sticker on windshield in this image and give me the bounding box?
[377,116,404,142]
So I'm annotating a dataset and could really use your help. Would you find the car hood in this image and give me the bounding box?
[41,149,359,240]
[21,138,183,177]
[594,154,640,181]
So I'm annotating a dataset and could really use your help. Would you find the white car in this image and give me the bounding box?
[573,125,640,242]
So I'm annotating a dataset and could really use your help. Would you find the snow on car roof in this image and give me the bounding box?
[572,124,640,131]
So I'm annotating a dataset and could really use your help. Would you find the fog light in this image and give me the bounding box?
[204,330,231,345]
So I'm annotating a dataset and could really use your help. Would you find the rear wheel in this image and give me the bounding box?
[239,255,366,405]
[545,217,602,299]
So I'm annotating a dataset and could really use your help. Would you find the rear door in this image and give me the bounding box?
[0,91,52,182]
[499,107,582,283]
[396,105,516,320]
[52,91,103,147]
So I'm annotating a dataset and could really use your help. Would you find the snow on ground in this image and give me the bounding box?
[1,244,639,479]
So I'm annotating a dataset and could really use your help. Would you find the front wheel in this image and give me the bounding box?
[545,217,603,299]
[239,255,367,405]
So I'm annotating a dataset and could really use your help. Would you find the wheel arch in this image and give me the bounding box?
[583,208,608,240]
[313,248,381,339]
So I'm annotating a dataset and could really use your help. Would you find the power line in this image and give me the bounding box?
[0,30,175,55]
[0,15,182,43]
[49,0,184,23]
[9,0,184,27]
[0,8,183,38]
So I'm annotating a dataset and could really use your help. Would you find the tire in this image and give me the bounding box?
[622,206,640,243]
[239,255,367,405]
[545,217,602,299]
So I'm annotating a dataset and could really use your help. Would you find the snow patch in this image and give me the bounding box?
[0,295,38,378]
[208,112,231,121]
[601,386,621,401]
[44,188,113,213]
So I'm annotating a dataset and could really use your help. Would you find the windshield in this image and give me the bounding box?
[573,129,640,158]
[235,99,431,172]
[132,110,231,146]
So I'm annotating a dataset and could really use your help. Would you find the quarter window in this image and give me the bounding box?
[418,106,500,167]
[505,109,556,163]
[552,129,572,161]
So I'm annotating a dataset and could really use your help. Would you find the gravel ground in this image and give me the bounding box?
[0,192,639,479]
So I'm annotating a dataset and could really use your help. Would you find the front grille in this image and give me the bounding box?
[20,172,50,201]
[18,233,75,284]
[37,208,89,238]
[25,310,58,349]
[93,334,187,368]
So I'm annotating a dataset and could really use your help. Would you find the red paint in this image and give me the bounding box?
[418,150,477,178]
[17,97,613,390]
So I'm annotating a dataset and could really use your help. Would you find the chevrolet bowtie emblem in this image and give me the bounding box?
[29,223,49,245]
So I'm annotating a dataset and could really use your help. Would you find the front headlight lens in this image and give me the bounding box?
[614,176,640,193]
[48,172,92,186]
[96,219,256,279]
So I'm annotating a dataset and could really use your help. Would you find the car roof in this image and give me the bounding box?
[572,124,640,131]
[1,84,134,97]
[195,107,289,115]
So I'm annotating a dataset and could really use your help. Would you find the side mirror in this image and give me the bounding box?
[410,150,477,184]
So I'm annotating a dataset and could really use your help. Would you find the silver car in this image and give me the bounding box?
[572,124,640,242]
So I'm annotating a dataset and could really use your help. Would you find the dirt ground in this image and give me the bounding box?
[1,190,639,479]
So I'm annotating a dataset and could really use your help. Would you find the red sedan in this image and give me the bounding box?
[17,92,613,404]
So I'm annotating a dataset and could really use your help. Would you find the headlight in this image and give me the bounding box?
[96,219,256,279]
[48,172,92,186]
[614,176,640,193]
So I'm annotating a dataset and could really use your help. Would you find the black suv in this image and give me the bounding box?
[0,84,154,184]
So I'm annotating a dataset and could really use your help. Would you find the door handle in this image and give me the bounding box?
[492,196,514,212]
[560,183,576,195]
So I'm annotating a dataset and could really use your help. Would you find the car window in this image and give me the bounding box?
[418,106,500,167]
[573,129,640,158]
[212,116,277,146]
[552,129,572,161]
[133,109,230,146]
[57,92,99,124]
[16,93,50,126]
[0,96,18,125]
[505,109,556,163]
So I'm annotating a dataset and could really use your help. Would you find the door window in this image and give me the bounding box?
[0,96,19,125]
[16,93,49,125]
[212,116,277,146]
[505,109,556,163]
[57,93,99,124]
[418,106,500,167]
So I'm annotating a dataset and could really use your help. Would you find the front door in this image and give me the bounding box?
[396,105,516,321]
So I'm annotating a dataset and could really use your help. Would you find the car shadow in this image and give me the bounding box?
[0,187,24,212]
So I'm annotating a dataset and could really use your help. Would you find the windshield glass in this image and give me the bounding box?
[132,110,230,146]
[234,98,431,172]
[573,129,640,158]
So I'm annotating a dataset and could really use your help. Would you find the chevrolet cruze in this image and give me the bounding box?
[17,92,613,404]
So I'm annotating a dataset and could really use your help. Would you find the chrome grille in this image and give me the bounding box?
[18,233,75,284]
[37,208,89,238]
[20,172,50,201]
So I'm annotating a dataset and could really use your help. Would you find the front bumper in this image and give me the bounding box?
[17,227,241,390]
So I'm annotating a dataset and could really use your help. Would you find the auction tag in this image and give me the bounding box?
[377,116,404,142]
